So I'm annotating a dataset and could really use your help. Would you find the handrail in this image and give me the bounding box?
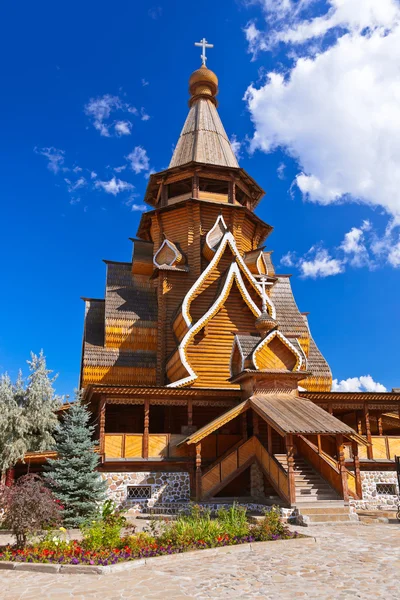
[296,435,344,499]
[203,438,245,475]
[297,435,340,472]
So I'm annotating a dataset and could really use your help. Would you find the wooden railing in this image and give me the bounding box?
[254,437,290,503]
[296,435,344,499]
[355,436,400,460]
[201,436,290,503]
[202,437,256,497]
[346,470,357,497]
[104,433,189,459]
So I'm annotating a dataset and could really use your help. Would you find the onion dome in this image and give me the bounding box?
[255,310,278,335]
[189,64,218,107]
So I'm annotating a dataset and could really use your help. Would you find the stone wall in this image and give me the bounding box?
[350,471,399,510]
[101,472,190,511]
[250,463,265,499]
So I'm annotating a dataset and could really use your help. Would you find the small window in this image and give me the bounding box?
[127,485,152,500]
[376,483,398,496]
[235,185,248,205]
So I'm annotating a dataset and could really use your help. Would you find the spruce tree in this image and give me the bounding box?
[44,393,107,527]
[24,351,61,452]
[0,374,28,478]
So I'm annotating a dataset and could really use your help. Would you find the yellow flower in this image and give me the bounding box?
[59,527,67,533]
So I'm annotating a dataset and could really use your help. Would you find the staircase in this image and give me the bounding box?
[275,455,340,502]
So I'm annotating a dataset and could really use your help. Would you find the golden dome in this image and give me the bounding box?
[189,65,218,106]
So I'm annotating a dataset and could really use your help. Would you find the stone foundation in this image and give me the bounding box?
[250,462,265,499]
[349,471,399,510]
[101,472,190,511]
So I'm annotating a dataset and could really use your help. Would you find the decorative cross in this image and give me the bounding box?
[259,276,268,314]
[195,38,214,66]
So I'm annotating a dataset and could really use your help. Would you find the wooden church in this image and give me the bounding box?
[70,48,400,517]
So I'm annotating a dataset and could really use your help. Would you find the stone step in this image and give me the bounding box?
[298,506,349,515]
[301,513,351,523]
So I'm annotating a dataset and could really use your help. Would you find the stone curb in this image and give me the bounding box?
[2,536,317,575]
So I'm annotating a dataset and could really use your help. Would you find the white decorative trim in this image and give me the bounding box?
[168,263,262,388]
[252,330,303,372]
[153,239,182,268]
[181,231,276,328]
[230,335,246,376]
[205,214,228,252]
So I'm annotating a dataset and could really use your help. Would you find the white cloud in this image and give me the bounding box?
[230,134,242,160]
[114,165,126,173]
[130,204,147,212]
[277,162,286,179]
[73,166,83,173]
[332,375,387,392]
[114,121,132,136]
[280,251,295,267]
[64,176,87,193]
[84,95,142,137]
[148,6,162,19]
[90,171,97,179]
[244,0,400,217]
[140,108,150,121]
[34,147,65,174]
[84,95,122,137]
[142,79,149,87]
[299,247,344,278]
[94,177,134,196]
[339,220,371,267]
[126,146,150,174]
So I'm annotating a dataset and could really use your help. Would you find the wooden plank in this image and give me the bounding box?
[148,434,168,457]
[388,437,400,459]
[104,434,123,458]
[125,435,143,458]
[371,436,388,459]
[221,452,238,479]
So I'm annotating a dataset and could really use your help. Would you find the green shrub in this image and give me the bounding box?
[250,506,287,541]
[216,504,249,538]
[122,531,157,553]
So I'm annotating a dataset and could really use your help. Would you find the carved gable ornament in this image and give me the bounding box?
[153,238,185,268]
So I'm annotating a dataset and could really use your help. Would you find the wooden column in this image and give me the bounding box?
[241,412,248,441]
[99,397,106,458]
[193,173,199,199]
[195,442,202,501]
[317,434,322,454]
[351,440,362,499]
[377,414,384,436]
[5,468,15,487]
[143,399,150,459]
[336,434,349,502]
[267,424,273,455]
[187,399,193,428]
[356,411,363,435]
[328,403,333,415]
[252,412,259,437]
[364,403,373,459]
[285,434,296,506]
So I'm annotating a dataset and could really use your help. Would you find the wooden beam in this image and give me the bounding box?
[143,399,150,459]
[317,434,322,455]
[336,434,349,502]
[195,442,202,501]
[356,411,363,435]
[351,440,362,499]
[364,403,373,459]
[187,398,193,428]
[267,423,273,455]
[99,396,106,458]
[252,411,259,437]
[285,434,296,506]
[242,412,248,442]
[377,414,383,436]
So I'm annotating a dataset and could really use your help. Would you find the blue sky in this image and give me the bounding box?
[1,0,399,396]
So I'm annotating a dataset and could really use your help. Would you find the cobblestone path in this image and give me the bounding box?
[1,523,400,599]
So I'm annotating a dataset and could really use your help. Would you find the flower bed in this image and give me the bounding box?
[0,504,301,566]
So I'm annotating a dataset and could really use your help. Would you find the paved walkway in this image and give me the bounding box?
[1,522,400,599]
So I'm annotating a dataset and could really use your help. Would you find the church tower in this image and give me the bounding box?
[81,53,332,393]
[79,43,374,511]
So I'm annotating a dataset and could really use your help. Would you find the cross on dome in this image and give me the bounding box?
[194,38,214,65]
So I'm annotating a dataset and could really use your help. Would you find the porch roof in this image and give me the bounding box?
[179,393,368,446]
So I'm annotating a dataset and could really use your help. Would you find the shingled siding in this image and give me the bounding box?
[81,263,158,387]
